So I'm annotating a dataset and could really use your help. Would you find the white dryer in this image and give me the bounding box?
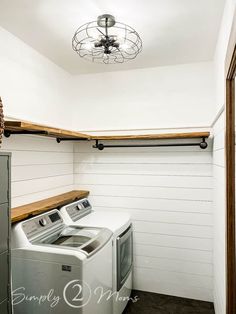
[60,198,133,314]
[11,209,113,314]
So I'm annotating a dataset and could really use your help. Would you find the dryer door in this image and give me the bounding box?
[117,225,133,291]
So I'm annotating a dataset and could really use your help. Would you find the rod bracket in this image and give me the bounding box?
[4,130,11,138]
[199,137,208,149]
[93,140,104,150]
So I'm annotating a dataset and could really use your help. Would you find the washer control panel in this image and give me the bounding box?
[22,210,63,239]
[65,198,92,222]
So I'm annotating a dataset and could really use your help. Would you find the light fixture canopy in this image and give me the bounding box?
[72,14,142,64]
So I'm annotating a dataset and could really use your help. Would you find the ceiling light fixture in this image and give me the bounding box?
[72,14,142,64]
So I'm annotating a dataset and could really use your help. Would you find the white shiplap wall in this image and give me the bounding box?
[212,110,226,314]
[0,131,215,302]
[74,138,213,301]
[0,135,74,207]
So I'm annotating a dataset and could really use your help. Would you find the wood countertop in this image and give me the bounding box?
[11,190,89,223]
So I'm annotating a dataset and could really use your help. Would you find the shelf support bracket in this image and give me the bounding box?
[56,138,89,143]
[4,130,48,137]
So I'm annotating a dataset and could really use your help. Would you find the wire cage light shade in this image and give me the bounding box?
[72,14,142,64]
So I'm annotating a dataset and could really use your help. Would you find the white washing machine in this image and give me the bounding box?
[60,198,133,314]
[11,209,113,314]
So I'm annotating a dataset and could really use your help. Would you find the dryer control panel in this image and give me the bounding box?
[65,198,92,222]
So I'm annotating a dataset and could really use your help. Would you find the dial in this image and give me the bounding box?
[76,203,83,211]
[38,218,47,227]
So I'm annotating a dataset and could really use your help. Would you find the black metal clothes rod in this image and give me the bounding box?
[93,138,208,151]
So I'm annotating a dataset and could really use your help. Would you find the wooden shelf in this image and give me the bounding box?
[11,190,89,223]
[4,120,210,143]
[91,132,210,141]
[4,120,91,140]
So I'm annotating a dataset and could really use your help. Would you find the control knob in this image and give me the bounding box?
[38,218,47,227]
[76,203,83,211]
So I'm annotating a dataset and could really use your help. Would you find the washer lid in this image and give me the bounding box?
[60,198,131,234]
[74,211,131,234]
[34,226,112,257]
[50,227,101,248]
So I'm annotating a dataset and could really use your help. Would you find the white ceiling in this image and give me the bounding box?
[0,0,225,74]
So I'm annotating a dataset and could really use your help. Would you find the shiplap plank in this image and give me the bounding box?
[74,151,212,164]
[93,207,212,225]
[134,256,212,276]
[12,174,73,197]
[75,173,212,188]
[134,244,212,263]
[133,267,213,301]
[12,185,75,208]
[133,221,212,238]
[77,184,212,201]
[12,163,73,182]
[133,266,213,289]
[9,151,73,166]
[74,162,212,176]
[90,196,212,213]
[133,232,212,251]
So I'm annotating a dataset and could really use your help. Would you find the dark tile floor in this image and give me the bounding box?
[123,290,215,314]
